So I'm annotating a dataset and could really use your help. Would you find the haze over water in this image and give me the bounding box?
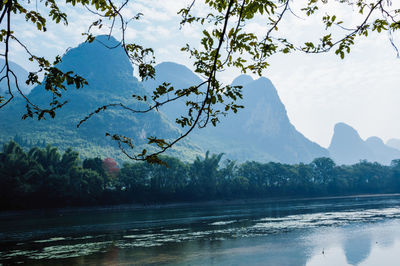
[1,195,400,265]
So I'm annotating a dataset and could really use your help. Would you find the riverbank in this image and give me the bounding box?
[2,193,400,217]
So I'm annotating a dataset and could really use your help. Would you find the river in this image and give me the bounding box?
[1,195,400,265]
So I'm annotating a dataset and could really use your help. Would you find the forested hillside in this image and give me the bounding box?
[0,36,202,162]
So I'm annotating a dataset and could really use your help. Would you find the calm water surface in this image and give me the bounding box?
[1,195,400,265]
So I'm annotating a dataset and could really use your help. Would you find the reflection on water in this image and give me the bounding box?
[1,195,400,265]
[344,234,371,265]
[306,223,400,266]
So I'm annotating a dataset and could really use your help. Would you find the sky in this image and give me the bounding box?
[7,0,400,148]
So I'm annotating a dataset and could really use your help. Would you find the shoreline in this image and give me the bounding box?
[1,193,400,217]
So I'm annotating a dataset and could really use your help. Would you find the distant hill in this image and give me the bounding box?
[144,62,329,163]
[0,36,202,162]
[387,139,400,151]
[328,123,400,165]
[0,58,31,95]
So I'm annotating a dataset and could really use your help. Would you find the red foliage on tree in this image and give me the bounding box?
[102,157,119,178]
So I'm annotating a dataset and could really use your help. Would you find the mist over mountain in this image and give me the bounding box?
[0,58,31,95]
[3,38,399,165]
[329,123,370,165]
[144,62,329,163]
[200,74,330,163]
[387,139,400,151]
[328,122,400,165]
[0,36,201,161]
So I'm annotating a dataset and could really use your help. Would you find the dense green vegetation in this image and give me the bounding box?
[1,140,400,210]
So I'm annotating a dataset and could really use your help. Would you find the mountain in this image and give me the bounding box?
[142,62,203,120]
[0,36,201,162]
[144,62,329,163]
[365,137,400,164]
[328,123,400,165]
[231,74,254,86]
[387,139,400,151]
[328,123,371,165]
[0,58,31,95]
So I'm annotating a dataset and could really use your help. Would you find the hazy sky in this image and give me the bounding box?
[8,0,400,148]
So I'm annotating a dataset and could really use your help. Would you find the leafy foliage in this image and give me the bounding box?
[102,157,120,178]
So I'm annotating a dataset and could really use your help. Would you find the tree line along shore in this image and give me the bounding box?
[1,141,400,210]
